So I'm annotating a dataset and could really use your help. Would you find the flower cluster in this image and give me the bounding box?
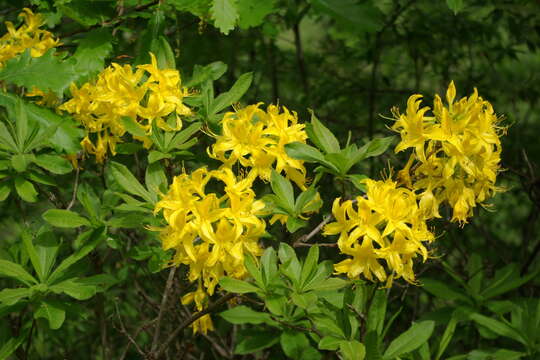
[391,81,504,223]
[209,103,308,189]
[59,54,191,163]
[324,178,434,285]
[0,8,59,66]
[154,167,266,333]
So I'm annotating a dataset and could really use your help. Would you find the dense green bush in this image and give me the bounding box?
[0,1,539,359]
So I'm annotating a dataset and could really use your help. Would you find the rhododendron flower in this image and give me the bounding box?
[0,8,59,66]
[59,53,191,163]
[324,178,434,285]
[392,81,504,223]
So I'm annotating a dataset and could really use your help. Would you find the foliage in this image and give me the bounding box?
[0,0,539,359]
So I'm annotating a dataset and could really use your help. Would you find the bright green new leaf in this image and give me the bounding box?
[219,277,260,293]
[340,340,366,360]
[14,175,37,202]
[0,288,32,306]
[210,72,253,114]
[270,170,295,212]
[383,320,435,359]
[50,278,97,300]
[211,0,239,35]
[34,154,72,174]
[34,300,66,330]
[109,161,155,203]
[307,110,341,153]
[42,209,90,228]
[0,260,37,286]
[220,305,272,325]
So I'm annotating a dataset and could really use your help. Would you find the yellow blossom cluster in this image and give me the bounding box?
[391,81,504,223]
[154,167,266,333]
[324,178,434,285]
[209,103,309,189]
[59,53,191,163]
[0,8,59,67]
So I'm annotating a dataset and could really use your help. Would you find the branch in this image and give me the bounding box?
[293,214,333,247]
[150,266,177,353]
[153,293,236,359]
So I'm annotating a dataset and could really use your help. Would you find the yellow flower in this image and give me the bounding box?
[392,81,504,223]
[324,178,434,285]
[209,103,308,189]
[59,53,191,163]
[155,166,266,333]
[0,8,59,66]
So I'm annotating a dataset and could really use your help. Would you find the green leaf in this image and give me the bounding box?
[286,216,307,233]
[47,227,106,285]
[365,330,383,360]
[446,0,464,15]
[0,93,82,153]
[0,260,37,286]
[49,278,97,300]
[285,142,326,163]
[237,0,275,29]
[244,253,264,289]
[166,122,202,151]
[22,230,45,282]
[185,62,228,87]
[0,50,77,96]
[211,72,253,114]
[421,278,471,303]
[150,36,176,70]
[280,331,310,359]
[211,0,239,35]
[348,174,368,192]
[310,0,383,34]
[0,121,18,152]
[219,277,260,293]
[145,162,167,195]
[77,183,101,221]
[148,150,171,164]
[14,176,37,202]
[318,336,344,351]
[220,305,272,325]
[0,327,29,359]
[278,243,301,287]
[436,314,458,360]
[34,154,72,174]
[307,110,341,153]
[291,291,318,309]
[306,277,349,291]
[295,186,320,214]
[468,313,526,345]
[340,340,366,360]
[42,209,90,228]
[11,153,34,173]
[72,28,113,79]
[33,231,59,282]
[234,329,280,354]
[300,245,319,287]
[480,264,537,300]
[107,213,151,228]
[260,247,278,286]
[119,116,147,137]
[14,98,28,150]
[0,288,32,306]
[34,300,65,330]
[367,289,387,336]
[0,182,11,202]
[357,136,394,159]
[383,321,435,359]
[270,170,295,212]
[109,161,154,203]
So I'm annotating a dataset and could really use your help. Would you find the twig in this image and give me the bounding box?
[293,214,333,246]
[294,242,337,248]
[66,165,80,210]
[119,318,158,360]
[153,293,236,359]
[115,303,146,357]
[151,267,177,353]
